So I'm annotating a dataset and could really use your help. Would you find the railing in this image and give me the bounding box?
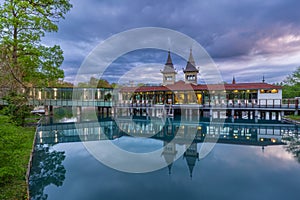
[0,96,298,110]
[115,99,299,110]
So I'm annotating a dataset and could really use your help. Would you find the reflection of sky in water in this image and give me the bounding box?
[111,136,163,153]
[39,140,300,200]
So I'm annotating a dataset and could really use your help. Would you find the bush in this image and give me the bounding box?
[2,92,32,126]
[0,115,35,199]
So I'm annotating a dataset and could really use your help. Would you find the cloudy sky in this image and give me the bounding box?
[42,0,300,85]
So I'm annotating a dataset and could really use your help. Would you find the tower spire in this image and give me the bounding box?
[165,50,173,66]
[161,51,177,85]
[232,76,236,84]
[183,48,199,84]
[188,48,196,66]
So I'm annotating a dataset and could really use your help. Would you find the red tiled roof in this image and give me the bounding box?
[120,81,281,93]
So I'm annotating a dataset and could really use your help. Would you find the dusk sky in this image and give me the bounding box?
[41,0,300,85]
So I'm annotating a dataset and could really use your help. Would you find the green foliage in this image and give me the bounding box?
[0,115,35,199]
[54,107,73,119]
[2,92,32,126]
[282,67,300,98]
[104,93,112,101]
[0,0,72,88]
[97,79,112,88]
[29,145,66,199]
[77,77,113,88]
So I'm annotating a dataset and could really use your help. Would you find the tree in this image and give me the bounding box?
[97,78,112,88]
[282,67,300,98]
[29,144,66,200]
[0,0,72,125]
[77,77,113,88]
[0,0,72,89]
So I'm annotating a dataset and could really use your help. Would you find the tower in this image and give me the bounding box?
[232,76,236,84]
[161,51,177,85]
[183,49,199,84]
[162,141,177,175]
[183,142,199,178]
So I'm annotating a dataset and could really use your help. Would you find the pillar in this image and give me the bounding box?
[44,106,49,116]
[280,111,284,121]
[276,112,279,120]
[209,109,213,117]
[255,110,259,123]
[266,112,270,120]
[76,106,82,115]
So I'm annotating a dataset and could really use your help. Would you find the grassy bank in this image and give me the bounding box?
[286,115,300,121]
[0,115,35,200]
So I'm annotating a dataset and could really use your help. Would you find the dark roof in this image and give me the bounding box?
[183,49,199,73]
[120,82,282,93]
[184,62,199,73]
[161,51,176,74]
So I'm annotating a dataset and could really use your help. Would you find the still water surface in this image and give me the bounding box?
[29,115,300,200]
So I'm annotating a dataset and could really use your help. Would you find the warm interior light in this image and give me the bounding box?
[271,138,276,143]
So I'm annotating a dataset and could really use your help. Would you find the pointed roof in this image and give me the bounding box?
[184,49,199,73]
[232,76,236,84]
[165,51,173,66]
[187,157,196,178]
[162,142,177,175]
[161,51,176,74]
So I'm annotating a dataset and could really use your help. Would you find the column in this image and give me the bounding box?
[44,106,49,116]
[266,112,270,120]
[255,110,259,123]
[76,106,82,115]
[280,111,284,121]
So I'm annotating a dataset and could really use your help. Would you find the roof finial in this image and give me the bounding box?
[232,76,236,84]
[165,50,173,66]
[188,48,195,66]
[262,75,265,83]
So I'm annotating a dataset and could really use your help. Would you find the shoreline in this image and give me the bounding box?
[282,116,300,125]
[25,118,40,200]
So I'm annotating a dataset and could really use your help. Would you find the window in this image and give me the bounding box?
[165,76,173,81]
[186,75,195,80]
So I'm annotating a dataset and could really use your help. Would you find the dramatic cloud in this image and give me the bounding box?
[41,0,300,84]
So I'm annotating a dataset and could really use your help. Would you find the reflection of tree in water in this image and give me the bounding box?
[29,144,66,200]
[283,133,300,163]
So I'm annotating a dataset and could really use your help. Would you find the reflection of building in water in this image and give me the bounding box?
[183,143,199,178]
[162,141,177,174]
[36,118,299,177]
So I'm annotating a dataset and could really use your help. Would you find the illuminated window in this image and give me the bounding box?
[271,89,278,93]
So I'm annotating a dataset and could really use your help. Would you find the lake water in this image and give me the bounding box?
[29,114,300,200]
